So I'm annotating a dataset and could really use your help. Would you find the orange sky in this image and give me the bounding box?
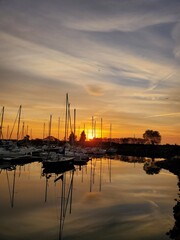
[0,1,180,144]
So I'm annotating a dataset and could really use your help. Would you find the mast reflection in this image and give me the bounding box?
[89,157,112,193]
[0,162,18,208]
[42,164,75,240]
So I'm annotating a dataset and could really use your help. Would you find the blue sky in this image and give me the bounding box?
[0,0,180,143]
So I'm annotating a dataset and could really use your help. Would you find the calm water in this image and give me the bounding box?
[0,157,178,240]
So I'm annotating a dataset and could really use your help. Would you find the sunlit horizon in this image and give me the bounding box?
[0,1,179,145]
[0,104,179,145]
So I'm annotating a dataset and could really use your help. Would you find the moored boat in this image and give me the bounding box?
[42,156,74,169]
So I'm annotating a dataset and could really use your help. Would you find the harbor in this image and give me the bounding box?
[1,1,180,239]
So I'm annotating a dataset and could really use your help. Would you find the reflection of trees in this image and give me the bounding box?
[166,168,180,239]
[120,155,145,163]
[143,159,161,175]
[167,197,180,239]
[155,157,180,240]
[120,156,162,174]
[166,175,180,240]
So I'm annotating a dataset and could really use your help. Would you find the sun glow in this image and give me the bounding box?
[86,128,101,140]
[87,133,94,140]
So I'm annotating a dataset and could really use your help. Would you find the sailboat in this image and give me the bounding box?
[0,106,37,162]
[42,94,75,169]
[42,155,75,170]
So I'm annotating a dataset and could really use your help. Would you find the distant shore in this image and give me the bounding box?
[86,142,180,158]
[1,139,179,158]
[114,143,180,158]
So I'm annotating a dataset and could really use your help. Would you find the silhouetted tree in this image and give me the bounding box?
[18,134,30,146]
[69,131,76,145]
[79,130,86,146]
[143,130,161,144]
[23,134,30,143]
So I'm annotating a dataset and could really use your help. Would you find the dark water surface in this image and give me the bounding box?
[0,157,178,240]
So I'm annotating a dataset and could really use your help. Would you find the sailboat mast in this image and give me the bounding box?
[0,106,4,139]
[49,115,52,137]
[68,103,72,136]
[26,125,29,135]
[48,115,52,152]
[94,120,96,138]
[64,93,68,141]
[30,129,32,140]
[101,118,103,144]
[21,122,25,139]
[6,125,9,139]
[17,105,22,140]
[110,123,112,146]
[58,117,60,140]
[74,109,76,136]
[43,122,45,139]
[92,116,94,138]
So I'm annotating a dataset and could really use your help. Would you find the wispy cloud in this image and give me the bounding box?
[144,112,180,118]
[0,0,179,143]
[59,0,180,32]
[85,84,105,96]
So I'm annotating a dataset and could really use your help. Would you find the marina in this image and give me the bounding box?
[0,1,180,239]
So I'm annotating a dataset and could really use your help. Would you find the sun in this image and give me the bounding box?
[87,133,94,140]
[87,131,100,140]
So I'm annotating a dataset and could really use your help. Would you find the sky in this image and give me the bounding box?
[0,0,180,144]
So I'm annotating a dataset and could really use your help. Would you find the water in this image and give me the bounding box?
[0,157,178,240]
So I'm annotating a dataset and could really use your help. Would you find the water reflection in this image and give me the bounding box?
[1,163,27,208]
[55,170,75,240]
[89,158,112,193]
[154,158,180,240]
[42,164,75,203]
[41,164,75,240]
[143,158,161,175]
[120,155,145,163]
[0,157,179,240]
[167,175,180,240]
[2,166,16,208]
[123,156,180,240]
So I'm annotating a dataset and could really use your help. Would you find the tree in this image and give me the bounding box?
[143,130,161,144]
[69,131,76,146]
[23,134,30,141]
[18,134,30,146]
[79,130,86,146]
